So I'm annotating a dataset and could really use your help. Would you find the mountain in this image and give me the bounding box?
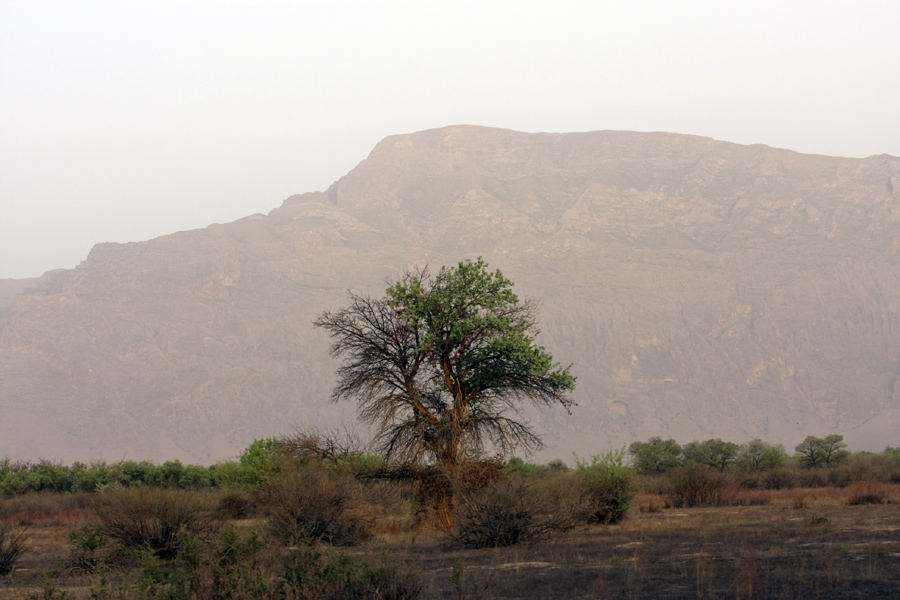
[2,126,899,464]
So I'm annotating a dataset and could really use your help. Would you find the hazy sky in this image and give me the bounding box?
[2,1,899,279]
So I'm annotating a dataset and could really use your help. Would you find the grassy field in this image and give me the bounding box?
[2,484,898,599]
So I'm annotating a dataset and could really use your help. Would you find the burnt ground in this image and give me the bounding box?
[389,500,900,599]
[2,491,899,599]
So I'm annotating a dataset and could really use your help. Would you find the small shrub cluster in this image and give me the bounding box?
[93,487,219,559]
[68,524,108,572]
[663,463,733,508]
[451,478,575,549]
[264,460,371,546]
[160,527,273,599]
[58,458,422,598]
[103,528,424,600]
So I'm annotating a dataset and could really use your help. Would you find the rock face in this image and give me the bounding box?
[2,126,899,463]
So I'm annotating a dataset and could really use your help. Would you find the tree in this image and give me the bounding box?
[795,434,849,469]
[681,439,739,470]
[627,437,682,475]
[735,438,787,472]
[315,258,576,524]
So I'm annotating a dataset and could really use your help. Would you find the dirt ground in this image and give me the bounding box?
[3,489,899,599]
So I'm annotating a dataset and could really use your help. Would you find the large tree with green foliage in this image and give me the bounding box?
[794,434,849,469]
[682,438,739,470]
[315,258,576,473]
[735,438,787,472]
[627,437,682,475]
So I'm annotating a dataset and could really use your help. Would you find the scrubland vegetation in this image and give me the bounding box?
[0,433,898,598]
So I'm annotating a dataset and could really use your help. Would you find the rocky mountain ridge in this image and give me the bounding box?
[2,126,898,463]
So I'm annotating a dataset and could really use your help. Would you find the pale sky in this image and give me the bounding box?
[2,1,899,279]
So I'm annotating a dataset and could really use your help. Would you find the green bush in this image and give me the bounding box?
[277,544,424,600]
[27,460,70,493]
[278,541,424,600]
[174,526,272,599]
[238,438,286,489]
[0,462,34,496]
[108,460,159,487]
[574,448,637,524]
[70,462,110,492]
[179,465,212,490]
[68,524,109,572]
[212,439,287,490]
[100,529,423,600]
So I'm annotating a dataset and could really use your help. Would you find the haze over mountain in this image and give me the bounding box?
[2,126,898,464]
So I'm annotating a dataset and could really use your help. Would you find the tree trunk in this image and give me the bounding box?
[435,488,454,531]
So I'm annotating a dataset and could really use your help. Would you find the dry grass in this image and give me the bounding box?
[1,493,93,527]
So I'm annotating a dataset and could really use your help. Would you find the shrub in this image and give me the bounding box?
[211,439,287,491]
[797,467,829,488]
[278,541,424,600]
[664,462,732,507]
[506,457,541,476]
[173,526,273,599]
[93,487,219,559]
[829,451,900,486]
[70,462,110,492]
[68,524,109,572]
[0,508,28,575]
[124,530,423,600]
[209,460,242,488]
[574,448,637,523]
[108,460,159,487]
[451,478,574,549]
[846,481,888,505]
[179,465,212,490]
[264,460,370,546]
[882,446,900,483]
[546,459,570,472]
[28,459,71,493]
[214,490,257,520]
[763,467,798,490]
[458,457,509,492]
[238,438,287,489]
[0,461,35,496]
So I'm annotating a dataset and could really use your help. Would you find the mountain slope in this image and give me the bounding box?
[2,126,898,463]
